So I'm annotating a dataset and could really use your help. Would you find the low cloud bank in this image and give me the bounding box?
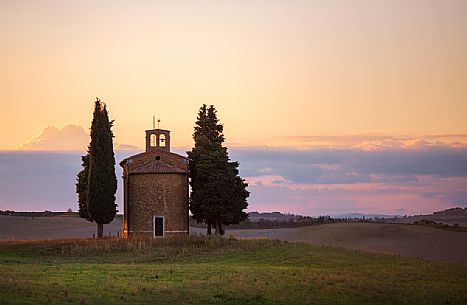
[231,147,467,182]
[0,151,139,212]
[0,147,466,216]
[233,147,467,215]
[270,134,467,149]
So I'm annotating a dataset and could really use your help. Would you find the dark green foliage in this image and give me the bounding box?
[77,98,117,237]
[76,154,92,221]
[188,105,249,235]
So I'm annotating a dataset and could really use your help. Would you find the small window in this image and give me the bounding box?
[153,216,164,237]
[155,156,161,161]
[159,134,166,147]
[150,134,156,147]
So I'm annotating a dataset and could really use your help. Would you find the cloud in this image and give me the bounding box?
[258,167,273,174]
[345,149,467,177]
[115,144,141,151]
[1,146,466,216]
[18,125,142,151]
[19,125,89,150]
[233,146,467,215]
[267,134,467,150]
[246,175,288,187]
[245,177,467,216]
[0,151,140,212]
[232,147,467,182]
[0,151,88,211]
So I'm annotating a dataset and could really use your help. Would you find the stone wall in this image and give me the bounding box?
[125,173,189,238]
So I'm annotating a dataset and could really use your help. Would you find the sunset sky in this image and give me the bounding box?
[2,0,467,149]
[1,1,466,215]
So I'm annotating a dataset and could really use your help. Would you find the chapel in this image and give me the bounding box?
[120,127,189,238]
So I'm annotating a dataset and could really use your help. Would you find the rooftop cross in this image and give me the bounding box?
[151,116,162,129]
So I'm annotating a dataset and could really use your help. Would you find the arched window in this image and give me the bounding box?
[159,134,166,147]
[150,134,156,147]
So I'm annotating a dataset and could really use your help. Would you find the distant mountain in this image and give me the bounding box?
[331,213,400,219]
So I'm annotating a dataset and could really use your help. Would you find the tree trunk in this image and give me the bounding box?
[207,222,212,235]
[215,220,220,235]
[97,223,104,238]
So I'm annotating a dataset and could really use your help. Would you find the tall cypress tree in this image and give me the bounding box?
[188,104,249,235]
[77,98,117,238]
[76,154,92,221]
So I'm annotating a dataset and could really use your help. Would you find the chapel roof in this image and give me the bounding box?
[120,149,188,175]
[126,159,187,174]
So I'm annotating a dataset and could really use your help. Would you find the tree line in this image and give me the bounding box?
[189,215,336,230]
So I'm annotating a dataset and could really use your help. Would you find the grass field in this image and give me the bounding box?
[0,236,466,305]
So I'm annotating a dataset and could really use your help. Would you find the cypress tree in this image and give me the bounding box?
[84,98,117,238]
[188,104,249,235]
[76,154,92,221]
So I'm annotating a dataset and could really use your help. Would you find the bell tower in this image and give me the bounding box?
[146,128,170,152]
[145,117,170,152]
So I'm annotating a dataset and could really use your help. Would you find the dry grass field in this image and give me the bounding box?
[0,215,122,240]
[2,216,467,263]
[222,223,467,263]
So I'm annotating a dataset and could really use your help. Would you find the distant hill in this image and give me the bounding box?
[331,213,400,219]
[0,210,74,217]
[248,211,401,221]
[382,207,467,226]
[3,208,466,227]
[433,207,467,216]
[244,209,467,228]
[247,211,298,221]
[0,210,124,220]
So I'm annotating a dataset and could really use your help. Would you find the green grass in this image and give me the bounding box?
[0,236,466,305]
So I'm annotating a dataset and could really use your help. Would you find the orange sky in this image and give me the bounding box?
[1,0,467,150]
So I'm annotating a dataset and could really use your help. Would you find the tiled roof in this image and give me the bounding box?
[127,159,187,174]
[121,149,188,174]
[122,150,188,162]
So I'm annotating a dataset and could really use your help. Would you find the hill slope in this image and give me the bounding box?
[200,222,467,263]
[2,216,467,263]
[0,237,466,305]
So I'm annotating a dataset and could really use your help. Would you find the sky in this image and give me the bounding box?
[0,1,466,215]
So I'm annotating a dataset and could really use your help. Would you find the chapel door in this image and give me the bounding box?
[153,216,164,237]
